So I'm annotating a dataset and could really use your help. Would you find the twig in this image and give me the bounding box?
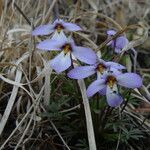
[50,121,71,150]
[121,98,129,113]
[13,2,32,26]
[121,91,131,113]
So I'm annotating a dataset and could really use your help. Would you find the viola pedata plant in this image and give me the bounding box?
[32,18,144,149]
[32,17,143,112]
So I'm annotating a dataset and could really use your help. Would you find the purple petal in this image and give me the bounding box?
[107,30,116,36]
[87,79,105,97]
[36,39,61,51]
[72,46,97,64]
[62,22,82,31]
[106,62,125,70]
[116,36,128,49]
[106,85,123,107]
[32,24,54,35]
[109,68,122,76]
[67,66,96,79]
[114,47,121,53]
[117,73,142,88]
[98,86,107,95]
[49,51,71,73]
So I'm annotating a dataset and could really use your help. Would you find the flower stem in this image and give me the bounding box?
[121,91,131,113]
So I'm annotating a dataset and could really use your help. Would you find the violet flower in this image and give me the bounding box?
[107,30,129,54]
[37,38,97,73]
[86,72,142,107]
[32,19,82,41]
[67,58,125,79]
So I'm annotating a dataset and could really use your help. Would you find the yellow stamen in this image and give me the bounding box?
[97,64,105,73]
[107,76,116,88]
[63,44,71,54]
[55,24,64,33]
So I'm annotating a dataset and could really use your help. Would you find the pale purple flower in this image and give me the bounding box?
[107,30,129,54]
[87,72,142,107]
[37,38,97,73]
[32,19,82,41]
[107,30,116,36]
[67,58,125,79]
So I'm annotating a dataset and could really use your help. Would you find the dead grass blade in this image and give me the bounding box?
[78,79,97,150]
[43,60,52,107]
[0,69,22,136]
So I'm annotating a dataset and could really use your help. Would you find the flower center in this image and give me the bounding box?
[97,64,106,73]
[55,23,64,33]
[106,75,116,88]
[62,44,71,54]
